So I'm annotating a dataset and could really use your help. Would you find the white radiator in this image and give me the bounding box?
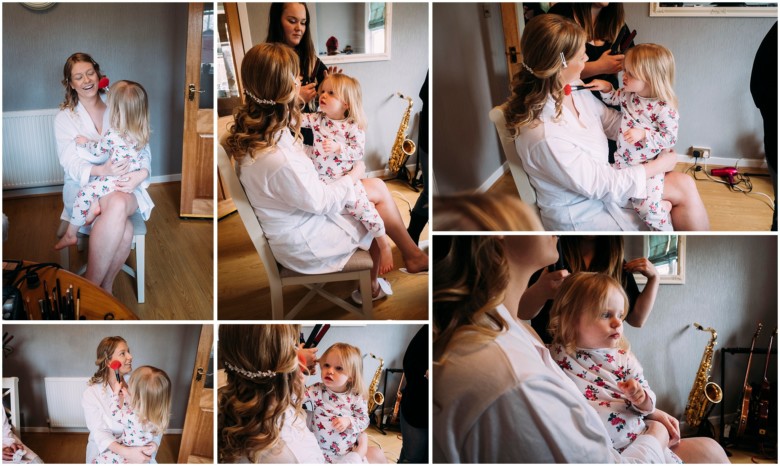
[44,377,89,429]
[2,109,63,189]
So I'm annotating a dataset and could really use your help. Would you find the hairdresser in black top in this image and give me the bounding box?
[547,2,633,163]
[519,236,660,343]
[398,325,428,463]
[265,2,339,146]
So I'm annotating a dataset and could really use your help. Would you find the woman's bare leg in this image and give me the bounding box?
[366,445,387,464]
[100,218,134,292]
[664,172,710,230]
[361,178,428,273]
[85,192,137,292]
[670,437,729,463]
[368,240,381,295]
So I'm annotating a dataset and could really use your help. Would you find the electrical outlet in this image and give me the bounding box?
[690,146,711,159]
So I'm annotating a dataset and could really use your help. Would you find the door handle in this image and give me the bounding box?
[188,83,205,101]
[507,46,518,64]
[195,367,204,382]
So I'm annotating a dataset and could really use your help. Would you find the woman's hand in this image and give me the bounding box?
[95,159,130,178]
[646,409,681,446]
[594,49,624,74]
[324,66,343,77]
[585,79,613,93]
[142,442,159,458]
[299,82,318,104]
[121,445,152,463]
[644,419,672,448]
[297,344,318,375]
[624,258,658,281]
[644,150,678,178]
[348,161,366,183]
[114,169,148,193]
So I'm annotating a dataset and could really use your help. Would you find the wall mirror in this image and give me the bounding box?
[312,3,392,64]
[650,3,777,17]
[625,235,686,285]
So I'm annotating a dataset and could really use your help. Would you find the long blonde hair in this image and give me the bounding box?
[432,193,543,231]
[225,42,302,161]
[548,272,630,355]
[321,73,366,130]
[624,43,678,108]
[504,14,587,136]
[218,324,303,463]
[88,336,127,386]
[127,366,171,435]
[107,80,150,150]
[320,343,367,398]
[433,236,510,361]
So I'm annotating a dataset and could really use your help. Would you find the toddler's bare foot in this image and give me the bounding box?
[84,203,101,225]
[377,236,394,274]
[54,231,78,250]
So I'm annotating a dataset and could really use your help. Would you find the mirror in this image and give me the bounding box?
[650,3,777,17]
[217,2,243,116]
[311,3,392,64]
[625,235,686,285]
[235,2,392,65]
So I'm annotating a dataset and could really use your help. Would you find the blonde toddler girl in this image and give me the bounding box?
[588,44,679,231]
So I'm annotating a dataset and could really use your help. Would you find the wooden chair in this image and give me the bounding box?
[217,145,374,319]
[2,377,20,435]
[489,105,542,218]
[56,212,146,303]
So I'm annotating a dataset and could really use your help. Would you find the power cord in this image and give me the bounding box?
[686,158,774,211]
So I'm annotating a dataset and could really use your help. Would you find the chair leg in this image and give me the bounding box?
[60,246,70,271]
[359,271,373,318]
[134,234,145,303]
[270,284,284,320]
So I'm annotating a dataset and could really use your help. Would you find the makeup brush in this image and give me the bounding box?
[564,84,590,96]
[109,360,122,385]
[99,77,110,90]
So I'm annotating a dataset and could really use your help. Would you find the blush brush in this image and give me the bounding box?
[109,360,122,384]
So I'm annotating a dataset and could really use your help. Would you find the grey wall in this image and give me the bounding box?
[241,2,429,174]
[622,235,777,427]
[432,2,509,193]
[2,324,203,430]
[432,2,776,193]
[300,324,425,412]
[2,3,190,179]
[623,3,774,163]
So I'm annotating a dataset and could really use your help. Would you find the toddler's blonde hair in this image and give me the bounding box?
[107,80,150,150]
[548,272,630,355]
[321,73,366,130]
[128,365,172,435]
[624,43,678,108]
[320,342,367,398]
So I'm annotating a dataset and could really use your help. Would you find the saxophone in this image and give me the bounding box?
[387,93,416,175]
[367,353,385,416]
[684,323,723,428]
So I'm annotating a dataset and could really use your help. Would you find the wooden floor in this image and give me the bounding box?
[489,162,775,231]
[218,179,429,320]
[19,432,181,463]
[366,424,403,463]
[3,182,213,320]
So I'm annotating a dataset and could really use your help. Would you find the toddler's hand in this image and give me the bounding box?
[617,378,646,405]
[624,127,646,145]
[75,135,91,145]
[321,139,341,154]
[586,79,613,93]
[332,416,351,433]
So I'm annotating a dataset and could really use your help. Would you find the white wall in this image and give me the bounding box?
[240,2,429,174]
[2,324,204,431]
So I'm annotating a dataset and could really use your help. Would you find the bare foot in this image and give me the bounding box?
[84,202,101,225]
[376,235,394,274]
[54,230,78,250]
[403,248,428,274]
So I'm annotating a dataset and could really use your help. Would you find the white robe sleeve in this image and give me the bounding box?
[55,110,93,187]
[532,136,647,204]
[82,385,119,455]
[266,153,355,215]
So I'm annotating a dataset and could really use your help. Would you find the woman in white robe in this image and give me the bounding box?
[54,53,153,292]
[505,15,709,231]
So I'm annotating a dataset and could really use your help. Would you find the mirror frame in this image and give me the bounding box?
[633,236,686,285]
[650,3,777,17]
[315,3,393,65]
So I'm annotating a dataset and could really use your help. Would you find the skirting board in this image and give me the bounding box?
[22,427,183,434]
[2,174,182,199]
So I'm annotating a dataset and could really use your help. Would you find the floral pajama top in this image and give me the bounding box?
[549,345,682,463]
[92,392,155,464]
[304,382,369,464]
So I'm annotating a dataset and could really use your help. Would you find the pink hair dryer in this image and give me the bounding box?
[711,167,738,185]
